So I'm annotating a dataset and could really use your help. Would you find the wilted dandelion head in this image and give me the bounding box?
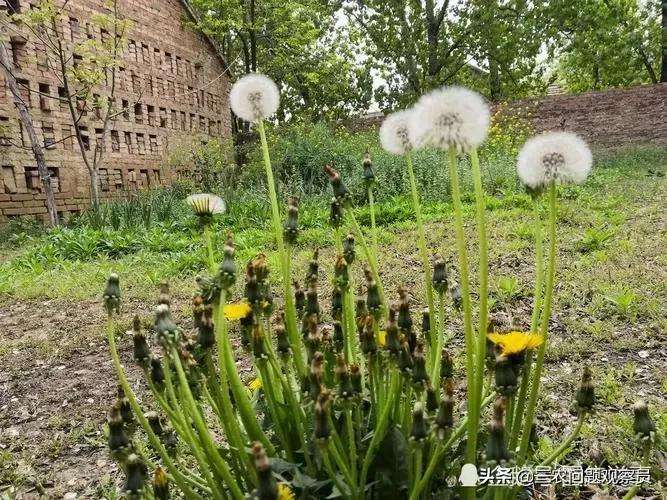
[411,86,490,151]
[186,193,225,217]
[230,73,280,122]
[517,132,592,188]
[379,109,414,155]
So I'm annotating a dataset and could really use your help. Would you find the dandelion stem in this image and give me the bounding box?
[539,413,585,466]
[405,151,437,349]
[447,146,477,474]
[257,119,307,379]
[621,441,651,500]
[367,185,379,255]
[105,319,202,499]
[430,293,446,382]
[215,290,274,454]
[322,445,353,500]
[171,346,244,500]
[518,181,558,463]
[469,147,489,410]
[348,209,386,309]
[509,198,544,450]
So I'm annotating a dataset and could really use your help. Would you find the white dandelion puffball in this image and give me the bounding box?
[517,132,592,188]
[186,193,226,216]
[411,86,490,151]
[379,109,415,155]
[230,73,280,122]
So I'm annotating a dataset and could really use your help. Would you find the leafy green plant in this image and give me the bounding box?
[578,227,615,253]
[606,287,639,319]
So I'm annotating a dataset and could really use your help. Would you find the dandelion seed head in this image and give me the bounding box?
[186,193,225,216]
[379,109,414,155]
[517,132,592,188]
[410,86,490,151]
[230,73,280,122]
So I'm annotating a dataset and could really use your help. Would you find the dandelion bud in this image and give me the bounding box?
[307,249,319,283]
[155,305,180,345]
[103,273,121,315]
[365,270,382,317]
[350,364,362,397]
[185,193,225,227]
[150,357,165,389]
[397,287,413,332]
[343,234,355,264]
[324,165,351,205]
[324,288,341,322]
[336,357,354,400]
[360,316,377,356]
[435,385,455,439]
[107,403,130,456]
[294,281,305,317]
[252,324,268,360]
[196,305,215,349]
[412,342,429,391]
[132,318,151,366]
[450,284,462,311]
[251,441,279,499]
[334,255,350,290]
[632,401,655,442]
[314,390,332,442]
[426,383,439,413]
[575,366,595,413]
[153,467,169,500]
[157,281,170,306]
[146,411,164,436]
[385,307,401,356]
[240,310,254,352]
[329,197,344,229]
[116,385,134,427]
[398,336,414,374]
[305,280,320,320]
[410,403,428,443]
[332,321,344,352]
[196,274,220,304]
[124,453,147,497]
[421,309,431,336]
[275,316,291,357]
[440,349,454,380]
[432,257,448,295]
[192,295,204,329]
[218,232,236,290]
[283,196,299,245]
[362,150,375,186]
[484,400,511,466]
[494,355,518,396]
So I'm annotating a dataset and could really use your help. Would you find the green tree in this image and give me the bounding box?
[190,0,372,124]
[549,0,661,91]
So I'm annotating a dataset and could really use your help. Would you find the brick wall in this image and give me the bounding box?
[0,0,231,221]
[498,83,667,148]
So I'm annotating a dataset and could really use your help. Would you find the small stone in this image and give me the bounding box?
[64,492,77,499]
[638,350,649,359]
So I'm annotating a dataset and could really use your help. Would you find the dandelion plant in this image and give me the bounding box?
[99,76,655,499]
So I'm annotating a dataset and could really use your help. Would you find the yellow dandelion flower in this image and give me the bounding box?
[223,301,252,321]
[487,331,544,356]
[278,483,295,500]
[248,377,262,391]
[377,330,387,347]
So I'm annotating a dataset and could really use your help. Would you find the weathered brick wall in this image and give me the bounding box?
[0,0,231,221]
[350,84,667,148]
[498,83,667,147]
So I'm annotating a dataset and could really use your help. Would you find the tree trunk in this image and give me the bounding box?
[89,168,100,208]
[0,35,59,226]
[488,55,501,101]
[661,0,667,82]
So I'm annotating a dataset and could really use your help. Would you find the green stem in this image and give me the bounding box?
[346,406,358,483]
[470,148,489,409]
[322,445,352,500]
[430,293,446,382]
[405,151,437,349]
[106,319,201,499]
[347,209,386,308]
[215,290,274,453]
[257,119,306,379]
[518,181,557,463]
[621,442,651,500]
[447,147,477,471]
[509,199,544,451]
[171,346,244,500]
[410,392,496,500]
[367,185,379,255]
[539,414,585,466]
[257,361,293,461]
